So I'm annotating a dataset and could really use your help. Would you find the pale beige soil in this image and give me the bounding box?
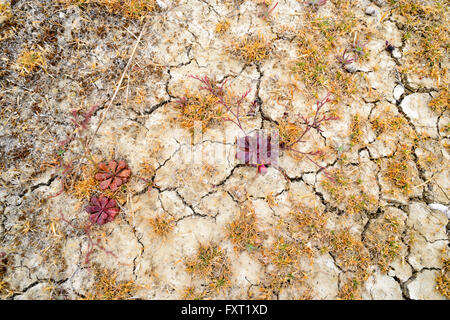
[0,0,448,300]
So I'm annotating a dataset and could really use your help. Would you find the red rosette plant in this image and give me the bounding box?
[95,160,131,192]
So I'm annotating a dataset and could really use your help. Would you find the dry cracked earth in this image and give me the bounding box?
[0,0,449,300]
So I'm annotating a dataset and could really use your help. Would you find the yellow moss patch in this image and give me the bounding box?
[256,235,311,299]
[229,34,271,64]
[58,0,156,19]
[185,243,232,293]
[371,114,407,135]
[292,6,364,100]
[321,168,378,215]
[384,144,415,194]
[365,214,404,273]
[175,91,223,132]
[328,230,370,276]
[148,213,175,238]
[435,256,450,298]
[180,286,206,300]
[338,277,363,300]
[225,207,264,253]
[429,86,449,114]
[277,120,304,148]
[68,164,98,201]
[390,0,448,83]
[350,114,363,147]
[83,267,137,300]
[287,205,328,243]
[16,50,46,76]
[215,20,230,34]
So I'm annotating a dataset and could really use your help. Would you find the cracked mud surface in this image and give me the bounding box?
[0,0,449,299]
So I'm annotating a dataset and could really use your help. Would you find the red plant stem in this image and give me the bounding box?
[60,211,117,267]
[286,92,333,148]
[284,147,334,181]
[266,2,278,16]
[190,75,250,135]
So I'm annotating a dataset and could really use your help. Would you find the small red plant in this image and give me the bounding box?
[95,160,131,192]
[85,194,120,225]
[337,47,357,67]
[280,92,338,180]
[190,75,338,178]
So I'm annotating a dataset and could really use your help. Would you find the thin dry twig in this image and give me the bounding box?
[87,19,150,147]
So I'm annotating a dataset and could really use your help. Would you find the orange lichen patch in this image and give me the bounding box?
[349,114,363,147]
[327,230,370,275]
[58,0,156,19]
[148,213,175,238]
[83,267,138,300]
[16,50,46,76]
[287,205,328,243]
[180,286,206,300]
[370,114,408,135]
[429,86,449,114]
[225,208,264,253]
[185,243,232,293]
[68,164,98,201]
[229,34,271,64]
[390,0,448,82]
[383,144,415,194]
[338,277,363,300]
[215,20,230,34]
[364,214,404,273]
[174,91,223,132]
[321,168,378,215]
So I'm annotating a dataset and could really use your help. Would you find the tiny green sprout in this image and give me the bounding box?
[58,149,65,156]
[216,278,226,287]
[246,244,256,252]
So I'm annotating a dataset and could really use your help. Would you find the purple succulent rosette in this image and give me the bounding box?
[85,195,120,225]
[236,131,279,174]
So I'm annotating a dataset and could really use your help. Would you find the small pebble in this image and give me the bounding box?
[156,0,167,9]
[372,0,386,6]
[365,6,376,16]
